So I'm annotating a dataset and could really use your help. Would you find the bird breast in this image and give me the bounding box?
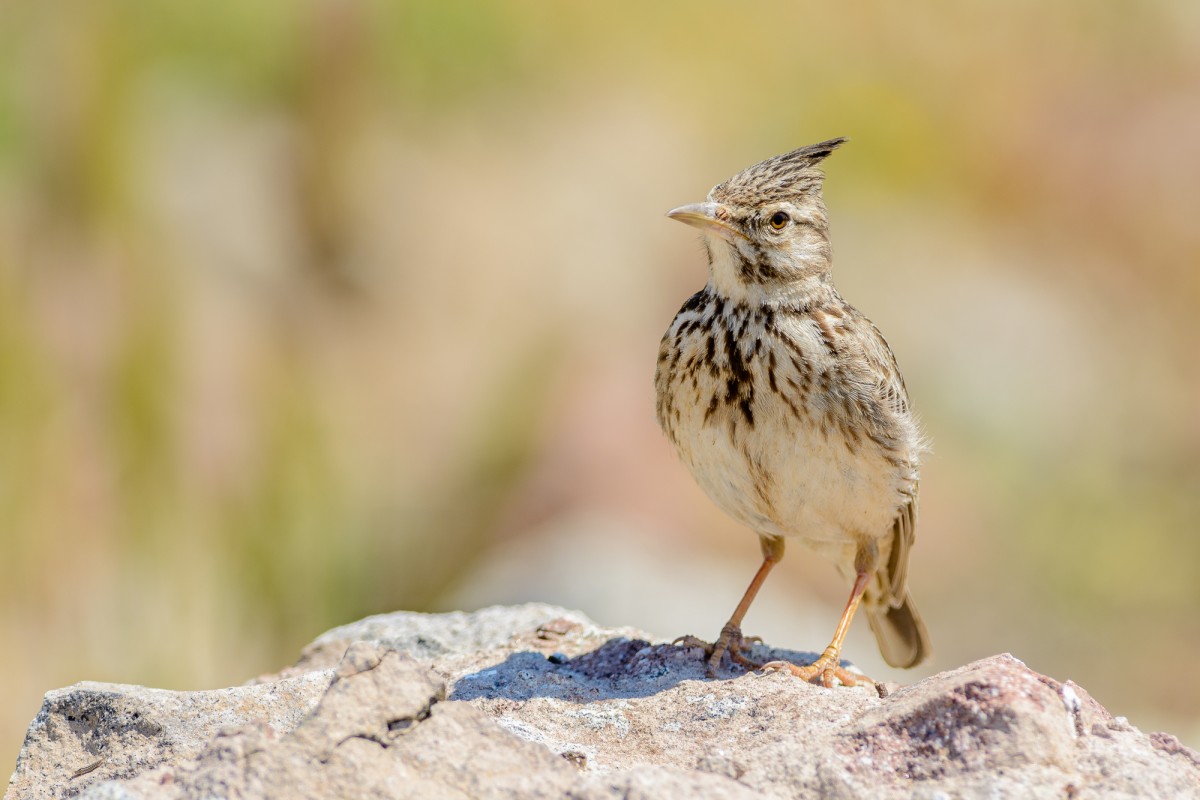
[655,289,919,550]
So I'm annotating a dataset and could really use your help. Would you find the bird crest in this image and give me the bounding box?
[710,137,846,206]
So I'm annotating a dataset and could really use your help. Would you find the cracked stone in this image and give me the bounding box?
[6,604,1199,800]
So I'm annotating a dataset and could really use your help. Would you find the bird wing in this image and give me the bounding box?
[838,305,921,604]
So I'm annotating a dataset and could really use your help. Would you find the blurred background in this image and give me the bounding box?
[3,0,1199,772]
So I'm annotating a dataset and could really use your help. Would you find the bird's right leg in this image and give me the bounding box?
[675,536,784,677]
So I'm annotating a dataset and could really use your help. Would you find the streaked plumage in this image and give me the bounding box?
[656,138,930,685]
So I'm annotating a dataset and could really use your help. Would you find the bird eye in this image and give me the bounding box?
[768,211,790,230]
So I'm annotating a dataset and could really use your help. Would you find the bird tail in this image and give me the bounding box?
[866,592,931,669]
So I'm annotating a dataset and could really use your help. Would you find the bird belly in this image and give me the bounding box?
[679,411,903,548]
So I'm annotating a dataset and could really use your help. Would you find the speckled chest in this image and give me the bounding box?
[655,289,915,545]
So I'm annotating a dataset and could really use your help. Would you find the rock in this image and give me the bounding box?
[5,670,333,799]
[6,604,1199,799]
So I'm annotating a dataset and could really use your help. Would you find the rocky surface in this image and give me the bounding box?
[6,604,1199,799]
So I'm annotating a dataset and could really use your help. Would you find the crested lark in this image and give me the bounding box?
[655,138,931,687]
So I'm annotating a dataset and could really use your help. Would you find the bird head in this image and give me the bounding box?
[667,138,846,301]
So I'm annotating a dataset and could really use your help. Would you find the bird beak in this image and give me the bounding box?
[666,202,747,242]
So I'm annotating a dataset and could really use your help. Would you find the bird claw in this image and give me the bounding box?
[674,622,762,677]
[760,648,873,688]
[671,635,712,651]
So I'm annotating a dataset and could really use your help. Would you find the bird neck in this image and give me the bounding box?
[705,238,834,308]
[770,274,840,310]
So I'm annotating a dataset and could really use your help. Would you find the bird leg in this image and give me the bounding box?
[761,568,873,688]
[674,537,782,677]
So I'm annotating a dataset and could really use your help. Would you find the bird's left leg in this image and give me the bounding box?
[762,564,873,688]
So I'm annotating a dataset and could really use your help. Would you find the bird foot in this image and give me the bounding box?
[673,622,763,677]
[761,646,872,688]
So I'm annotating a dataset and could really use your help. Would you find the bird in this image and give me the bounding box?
[654,138,931,687]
